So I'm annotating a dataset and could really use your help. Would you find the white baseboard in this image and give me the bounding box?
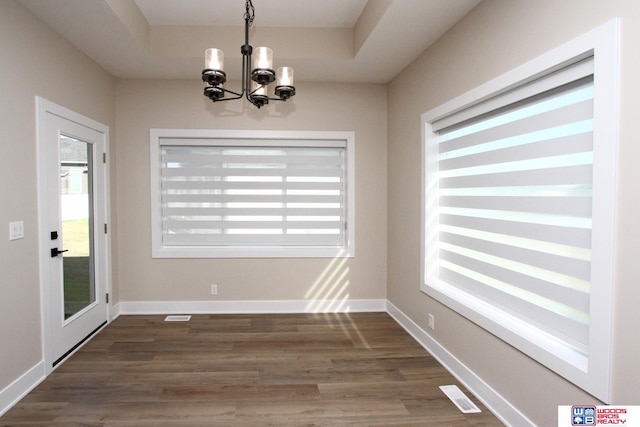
[114,299,387,316]
[0,361,45,417]
[386,301,533,427]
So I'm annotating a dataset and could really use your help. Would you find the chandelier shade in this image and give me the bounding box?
[253,47,273,71]
[201,0,296,109]
[204,48,224,73]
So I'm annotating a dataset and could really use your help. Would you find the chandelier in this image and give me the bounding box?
[201,0,296,109]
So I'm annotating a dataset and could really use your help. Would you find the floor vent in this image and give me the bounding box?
[164,315,191,322]
[439,385,481,413]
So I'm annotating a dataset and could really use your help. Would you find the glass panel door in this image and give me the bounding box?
[60,135,95,320]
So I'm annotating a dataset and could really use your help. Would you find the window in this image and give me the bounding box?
[151,129,355,258]
[421,20,619,402]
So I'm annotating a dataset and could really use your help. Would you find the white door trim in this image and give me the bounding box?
[36,97,112,374]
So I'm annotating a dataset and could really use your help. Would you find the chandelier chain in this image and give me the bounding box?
[244,0,255,27]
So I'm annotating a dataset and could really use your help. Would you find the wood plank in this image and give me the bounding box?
[0,313,504,426]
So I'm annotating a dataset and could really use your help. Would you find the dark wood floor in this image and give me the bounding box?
[1,313,504,426]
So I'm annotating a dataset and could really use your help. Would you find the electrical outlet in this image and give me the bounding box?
[428,313,435,330]
[9,221,24,241]
[210,284,218,295]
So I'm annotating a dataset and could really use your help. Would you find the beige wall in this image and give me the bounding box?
[114,79,387,305]
[0,0,116,390]
[387,0,640,425]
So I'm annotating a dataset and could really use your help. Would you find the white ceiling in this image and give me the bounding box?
[135,0,369,28]
[17,0,481,83]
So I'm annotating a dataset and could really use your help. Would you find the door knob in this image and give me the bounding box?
[50,247,69,257]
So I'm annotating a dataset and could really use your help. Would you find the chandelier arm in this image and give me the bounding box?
[203,84,243,102]
[216,88,243,99]
[247,83,265,96]
[209,95,243,103]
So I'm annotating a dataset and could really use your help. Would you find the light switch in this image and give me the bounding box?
[9,221,24,241]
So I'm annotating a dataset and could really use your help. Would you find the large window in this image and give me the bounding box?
[421,20,619,401]
[151,130,355,258]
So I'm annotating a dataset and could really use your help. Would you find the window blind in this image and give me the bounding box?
[431,56,594,132]
[159,141,347,248]
[429,58,594,355]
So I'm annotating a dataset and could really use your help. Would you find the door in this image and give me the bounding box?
[37,98,110,372]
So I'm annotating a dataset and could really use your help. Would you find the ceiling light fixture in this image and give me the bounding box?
[201,0,296,109]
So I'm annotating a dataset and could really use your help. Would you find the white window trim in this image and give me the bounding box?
[150,129,355,259]
[420,19,620,402]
